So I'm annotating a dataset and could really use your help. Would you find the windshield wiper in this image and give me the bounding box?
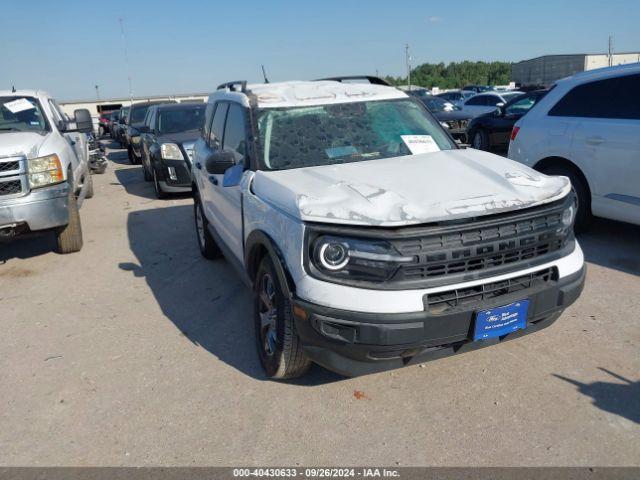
[0,127,22,131]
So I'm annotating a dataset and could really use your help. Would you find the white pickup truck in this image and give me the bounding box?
[0,90,94,253]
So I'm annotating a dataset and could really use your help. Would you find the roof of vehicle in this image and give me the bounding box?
[0,89,51,98]
[210,80,408,109]
[558,61,640,85]
[129,100,173,110]
[155,102,205,111]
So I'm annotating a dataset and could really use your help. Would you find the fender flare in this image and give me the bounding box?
[244,230,295,297]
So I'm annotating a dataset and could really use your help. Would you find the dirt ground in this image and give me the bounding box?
[1,141,638,466]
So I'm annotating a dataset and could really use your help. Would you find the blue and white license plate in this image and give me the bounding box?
[473,300,529,341]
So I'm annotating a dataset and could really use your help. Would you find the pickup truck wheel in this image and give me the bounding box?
[254,256,311,379]
[471,129,489,151]
[194,197,222,259]
[142,158,152,181]
[128,146,137,164]
[85,174,94,199]
[55,187,83,254]
[539,165,591,232]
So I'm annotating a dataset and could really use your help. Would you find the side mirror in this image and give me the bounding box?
[495,106,504,116]
[68,109,93,133]
[205,150,236,175]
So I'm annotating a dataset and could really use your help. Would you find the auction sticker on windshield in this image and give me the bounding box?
[401,135,440,154]
[4,98,36,114]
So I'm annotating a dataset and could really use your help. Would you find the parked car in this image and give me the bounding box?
[461,91,524,118]
[437,90,476,108]
[98,111,112,136]
[126,101,175,164]
[419,96,473,143]
[109,110,120,139]
[468,90,548,151]
[139,102,205,198]
[0,90,94,253]
[463,85,492,93]
[509,63,640,229]
[113,106,129,146]
[191,79,585,379]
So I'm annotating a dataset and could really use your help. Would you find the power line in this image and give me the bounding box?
[119,17,133,103]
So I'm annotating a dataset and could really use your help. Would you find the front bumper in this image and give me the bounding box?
[292,266,586,377]
[0,183,70,234]
[155,159,191,191]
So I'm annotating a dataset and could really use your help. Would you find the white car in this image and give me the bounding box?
[462,91,524,117]
[191,79,585,379]
[437,90,476,108]
[508,63,640,229]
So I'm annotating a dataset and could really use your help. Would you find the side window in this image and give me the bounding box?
[202,102,215,140]
[466,95,485,106]
[209,103,228,148]
[485,96,500,106]
[550,74,640,119]
[222,104,247,163]
[143,107,153,128]
[149,108,157,131]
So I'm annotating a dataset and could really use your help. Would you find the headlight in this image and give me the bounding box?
[311,235,414,282]
[161,143,184,160]
[561,204,576,229]
[131,136,141,145]
[28,154,64,188]
[440,121,450,129]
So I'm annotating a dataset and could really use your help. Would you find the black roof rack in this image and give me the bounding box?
[315,76,392,86]
[217,81,248,93]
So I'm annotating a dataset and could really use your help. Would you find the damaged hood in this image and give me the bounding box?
[251,149,571,227]
[0,131,51,159]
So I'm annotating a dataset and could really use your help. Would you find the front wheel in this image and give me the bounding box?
[142,157,152,181]
[55,186,83,254]
[254,256,311,379]
[153,168,167,199]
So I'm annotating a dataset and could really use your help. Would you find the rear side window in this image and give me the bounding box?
[222,104,247,163]
[209,103,228,148]
[549,74,640,119]
[466,95,486,106]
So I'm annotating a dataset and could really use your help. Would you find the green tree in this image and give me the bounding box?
[386,61,513,88]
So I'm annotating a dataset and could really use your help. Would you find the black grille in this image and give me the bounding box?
[0,161,20,173]
[446,119,469,130]
[387,200,571,287]
[0,180,22,196]
[426,267,556,313]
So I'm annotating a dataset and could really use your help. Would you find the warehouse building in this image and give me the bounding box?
[511,52,640,87]
[59,92,208,118]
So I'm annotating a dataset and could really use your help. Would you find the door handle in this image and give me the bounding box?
[586,136,604,145]
[208,176,218,185]
[195,162,202,170]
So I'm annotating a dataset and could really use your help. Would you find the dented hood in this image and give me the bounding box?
[251,149,571,227]
[0,131,50,159]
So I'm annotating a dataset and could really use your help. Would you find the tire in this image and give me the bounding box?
[193,196,222,260]
[471,128,490,151]
[55,185,83,254]
[84,174,94,199]
[254,256,312,379]
[142,156,152,181]
[128,146,136,164]
[153,168,167,199]
[540,164,591,232]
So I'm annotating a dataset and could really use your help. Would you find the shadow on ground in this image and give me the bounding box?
[119,204,342,386]
[0,232,56,263]
[553,368,640,424]
[578,218,640,276]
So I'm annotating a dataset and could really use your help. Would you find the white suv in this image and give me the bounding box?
[508,63,640,229]
[191,79,585,379]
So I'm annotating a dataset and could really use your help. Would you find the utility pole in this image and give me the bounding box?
[608,35,613,67]
[405,43,412,90]
[119,17,133,103]
[95,85,100,101]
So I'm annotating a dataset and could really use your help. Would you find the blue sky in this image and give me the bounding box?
[1,0,638,100]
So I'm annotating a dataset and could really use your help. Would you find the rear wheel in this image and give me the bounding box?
[471,128,490,151]
[540,164,591,232]
[254,256,311,379]
[194,195,222,260]
[55,184,83,254]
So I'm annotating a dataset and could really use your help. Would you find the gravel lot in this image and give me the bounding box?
[1,141,638,466]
